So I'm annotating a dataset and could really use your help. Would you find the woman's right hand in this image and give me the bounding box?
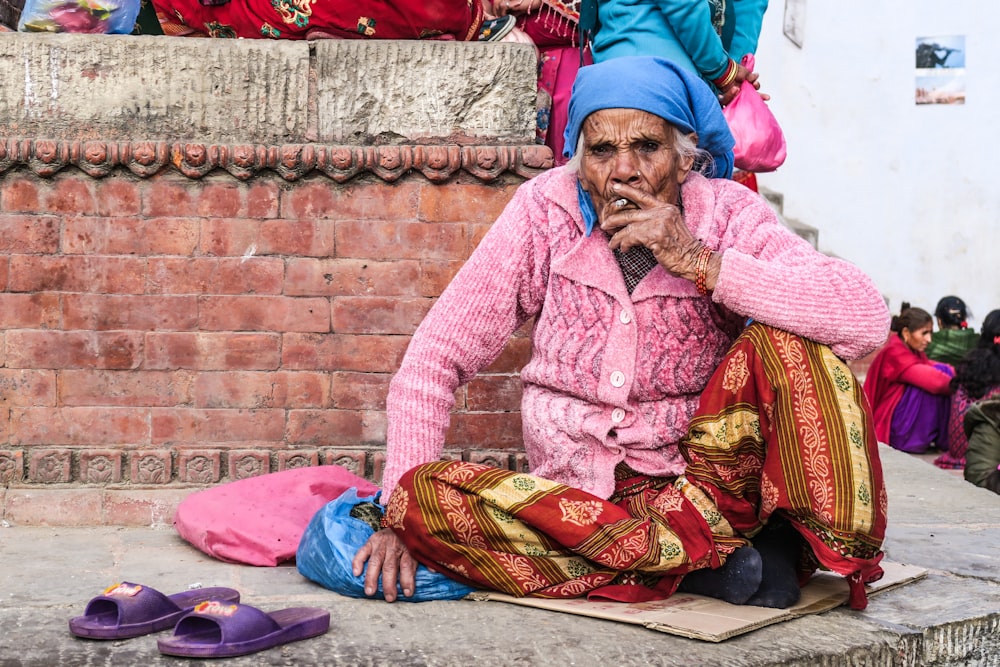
[719,64,770,106]
[717,63,749,106]
[351,527,418,602]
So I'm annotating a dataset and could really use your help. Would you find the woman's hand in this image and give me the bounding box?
[602,182,720,292]
[744,69,771,101]
[719,64,770,106]
[351,527,418,602]
[601,182,703,278]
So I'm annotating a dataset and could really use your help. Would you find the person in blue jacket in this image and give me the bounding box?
[585,0,769,106]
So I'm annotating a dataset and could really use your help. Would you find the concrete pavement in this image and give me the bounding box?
[2,446,1000,666]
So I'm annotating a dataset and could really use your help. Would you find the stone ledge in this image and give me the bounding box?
[0,34,538,145]
[0,447,528,488]
[0,447,531,525]
[1,447,373,486]
[0,138,553,182]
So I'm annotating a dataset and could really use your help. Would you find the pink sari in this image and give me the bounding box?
[516,1,588,164]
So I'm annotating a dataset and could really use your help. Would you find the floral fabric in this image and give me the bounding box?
[387,459,744,602]
[518,0,585,164]
[386,323,887,608]
[683,323,886,608]
[935,384,1000,469]
[152,0,482,40]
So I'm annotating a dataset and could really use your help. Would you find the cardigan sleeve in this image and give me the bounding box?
[708,182,890,360]
[380,179,554,499]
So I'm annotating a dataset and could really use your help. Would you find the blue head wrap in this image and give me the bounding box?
[563,57,735,235]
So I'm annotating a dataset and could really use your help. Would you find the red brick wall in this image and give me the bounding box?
[0,141,549,525]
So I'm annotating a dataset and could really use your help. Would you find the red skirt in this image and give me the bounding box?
[384,324,886,608]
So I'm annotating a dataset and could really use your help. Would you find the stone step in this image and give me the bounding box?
[759,185,819,249]
[2,447,997,666]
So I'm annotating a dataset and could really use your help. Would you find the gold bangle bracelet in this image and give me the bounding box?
[712,60,738,89]
[695,245,713,296]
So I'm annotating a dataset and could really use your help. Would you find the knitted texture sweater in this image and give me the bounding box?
[381,167,890,500]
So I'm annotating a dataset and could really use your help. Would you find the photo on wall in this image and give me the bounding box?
[915,35,965,105]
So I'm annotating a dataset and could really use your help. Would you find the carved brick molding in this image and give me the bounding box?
[0,447,523,487]
[0,138,553,183]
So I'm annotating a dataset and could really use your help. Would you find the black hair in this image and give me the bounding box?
[934,295,969,329]
[890,302,932,337]
[952,309,1000,399]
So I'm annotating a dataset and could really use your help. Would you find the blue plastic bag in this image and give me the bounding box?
[18,0,140,33]
[296,487,475,602]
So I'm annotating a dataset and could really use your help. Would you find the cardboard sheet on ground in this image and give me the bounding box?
[467,561,926,642]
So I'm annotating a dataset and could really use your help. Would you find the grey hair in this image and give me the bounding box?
[565,135,585,174]
[673,130,716,176]
[565,126,715,176]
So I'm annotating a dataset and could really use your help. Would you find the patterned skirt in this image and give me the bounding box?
[153,0,483,40]
[383,324,887,609]
[936,385,1000,469]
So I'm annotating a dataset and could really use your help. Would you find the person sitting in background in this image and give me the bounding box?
[352,56,890,611]
[963,398,1000,495]
[863,304,954,454]
[936,310,1000,470]
[927,295,978,367]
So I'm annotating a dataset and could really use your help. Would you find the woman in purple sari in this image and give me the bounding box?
[863,304,953,453]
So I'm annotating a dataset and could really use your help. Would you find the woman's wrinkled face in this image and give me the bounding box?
[903,322,933,353]
[577,108,694,221]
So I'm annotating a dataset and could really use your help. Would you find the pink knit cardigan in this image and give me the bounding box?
[381,167,890,500]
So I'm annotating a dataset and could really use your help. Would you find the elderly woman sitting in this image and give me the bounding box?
[353,57,891,609]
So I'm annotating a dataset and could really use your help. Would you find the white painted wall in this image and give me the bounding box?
[753,0,999,330]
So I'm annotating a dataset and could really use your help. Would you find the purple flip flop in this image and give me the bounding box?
[156,602,330,658]
[69,582,241,640]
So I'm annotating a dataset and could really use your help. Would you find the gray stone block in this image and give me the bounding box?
[0,34,538,146]
[313,40,537,144]
[0,33,312,143]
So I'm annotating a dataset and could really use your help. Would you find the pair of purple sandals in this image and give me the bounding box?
[69,582,329,658]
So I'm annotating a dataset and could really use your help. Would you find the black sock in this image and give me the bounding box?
[746,519,802,608]
[676,546,763,605]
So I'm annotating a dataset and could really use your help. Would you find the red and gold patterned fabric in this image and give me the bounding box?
[683,323,886,608]
[386,460,745,602]
[385,323,886,608]
[153,0,483,40]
